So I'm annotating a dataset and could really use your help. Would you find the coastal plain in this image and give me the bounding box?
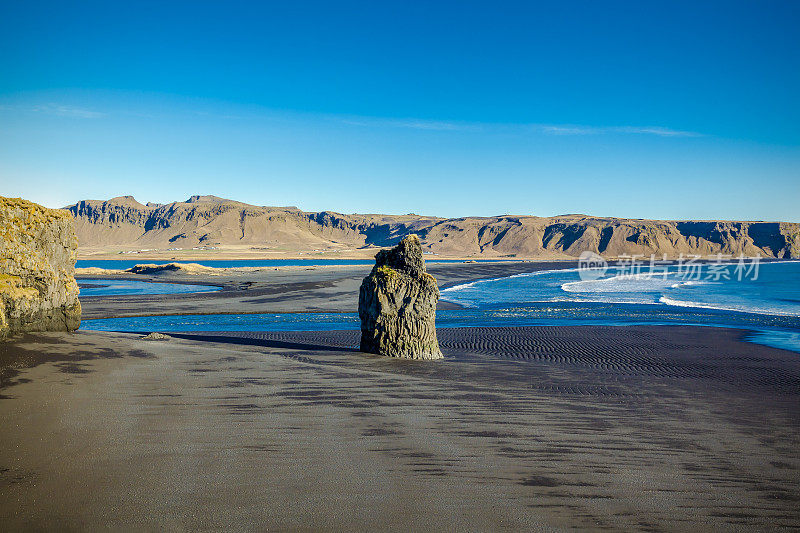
[1,261,799,530]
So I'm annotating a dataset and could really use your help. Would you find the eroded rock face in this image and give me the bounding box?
[1,197,81,338]
[66,195,800,259]
[358,235,442,359]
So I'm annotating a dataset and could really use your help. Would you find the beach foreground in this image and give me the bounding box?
[1,326,798,530]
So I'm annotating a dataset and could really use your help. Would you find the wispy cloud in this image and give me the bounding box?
[190,109,244,120]
[339,114,702,137]
[31,103,106,119]
[339,116,480,132]
[539,124,702,137]
[1,102,703,138]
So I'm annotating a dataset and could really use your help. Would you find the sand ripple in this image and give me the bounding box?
[170,325,800,397]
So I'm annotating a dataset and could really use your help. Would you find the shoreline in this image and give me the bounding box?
[76,260,579,320]
[74,261,800,349]
[78,314,800,355]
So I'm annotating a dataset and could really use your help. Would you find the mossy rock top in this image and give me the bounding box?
[1,196,74,221]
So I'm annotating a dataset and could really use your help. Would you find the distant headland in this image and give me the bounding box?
[65,195,800,260]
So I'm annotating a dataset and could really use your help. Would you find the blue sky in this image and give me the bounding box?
[0,0,798,220]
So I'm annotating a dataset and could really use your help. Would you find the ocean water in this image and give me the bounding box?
[437,261,800,352]
[84,312,359,333]
[75,258,512,270]
[82,303,800,334]
[78,279,221,296]
[440,261,800,317]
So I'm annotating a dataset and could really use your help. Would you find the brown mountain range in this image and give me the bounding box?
[65,195,800,259]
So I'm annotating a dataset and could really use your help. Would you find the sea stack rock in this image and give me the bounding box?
[358,234,442,359]
[0,197,81,338]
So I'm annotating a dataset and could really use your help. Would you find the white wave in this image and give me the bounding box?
[669,280,705,289]
[562,272,679,293]
[444,295,663,307]
[440,280,482,293]
[658,296,800,317]
[440,266,581,294]
[546,296,662,306]
[505,267,583,278]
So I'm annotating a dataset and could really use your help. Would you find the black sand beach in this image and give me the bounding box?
[2,262,800,530]
[1,325,799,530]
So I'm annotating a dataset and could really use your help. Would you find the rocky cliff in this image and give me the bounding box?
[65,196,800,259]
[1,197,81,337]
[359,235,442,359]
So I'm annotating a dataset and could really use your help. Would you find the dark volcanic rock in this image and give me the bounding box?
[358,235,442,359]
[372,233,426,278]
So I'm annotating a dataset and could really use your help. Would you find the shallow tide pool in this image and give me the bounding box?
[78,279,221,296]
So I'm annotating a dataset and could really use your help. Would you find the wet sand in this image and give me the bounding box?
[1,326,799,530]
